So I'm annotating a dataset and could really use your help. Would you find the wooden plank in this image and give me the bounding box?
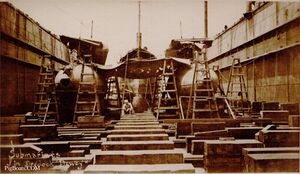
[95,150,184,164]
[247,153,300,172]
[107,134,169,141]
[84,164,194,173]
[101,140,174,151]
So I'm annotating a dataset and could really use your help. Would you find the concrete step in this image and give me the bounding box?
[70,145,91,154]
[116,122,159,125]
[107,134,169,141]
[58,132,84,140]
[59,133,102,139]
[246,153,300,172]
[203,139,263,173]
[101,140,174,151]
[243,147,300,156]
[113,125,162,130]
[23,137,41,143]
[84,164,195,173]
[20,124,58,139]
[0,134,23,144]
[260,110,289,123]
[184,154,204,167]
[57,127,105,131]
[58,130,104,135]
[31,141,70,153]
[119,119,157,122]
[257,129,300,147]
[52,155,94,170]
[48,165,70,173]
[173,138,186,148]
[118,117,156,120]
[243,147,300,172]
[67,150,86,157]
[77,136,99,140]
[68,140,102,149]
[109,129,166,135]
[204,139,263,156]
[95,150,184,164]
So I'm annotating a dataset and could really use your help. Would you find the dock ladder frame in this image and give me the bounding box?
[105,76,122,109]
[226,58,250,116]
[33,55,59,124]
[155,58,181,120]
[73,55,100,123]
[192,51,219,119]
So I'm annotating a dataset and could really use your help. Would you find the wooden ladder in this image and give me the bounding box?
[73,55,100,123]
[156,59,181,120]
[105,76,121,109]
[192,53,219,119]
[33,55,58,124]
[226,58,250,116]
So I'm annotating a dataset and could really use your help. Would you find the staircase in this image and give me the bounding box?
[84,111,195,173]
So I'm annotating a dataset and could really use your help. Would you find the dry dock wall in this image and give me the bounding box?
[207,2,300,103]
[0,2,69,115]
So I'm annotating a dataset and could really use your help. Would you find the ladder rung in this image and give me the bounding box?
[196,96,214,99]
[157,106,179,110]
[196,79,212,82]
[193,109,216,112]
[42,78,54,80]
[38,82,55,85]
[79,82,95,85]
[157,113,178,118]
[81,73,94,76]
[77,101,96,104]
[35,92,55,95]
[35,101,56,105]
[232,82,244,84]
[163,73,173,76]
[161,98,177,101]
[232,73,243,76]
[40,73,54,75]
[161,89,176,92]
[78,91,96,94]
[194,99,209,102]
[231,106,249,109]
[195,89,214,92]
[34,111,57,115]
[75,111,98,114]
[228,99,249,102]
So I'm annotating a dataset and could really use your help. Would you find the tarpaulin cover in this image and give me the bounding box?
[95,57,191,79]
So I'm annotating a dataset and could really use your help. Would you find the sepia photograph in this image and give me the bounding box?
[0,0,299,173]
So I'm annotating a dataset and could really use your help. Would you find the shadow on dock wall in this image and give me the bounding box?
[0,58,39,115]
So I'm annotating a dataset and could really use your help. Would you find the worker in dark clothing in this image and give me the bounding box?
[122,99,134,115]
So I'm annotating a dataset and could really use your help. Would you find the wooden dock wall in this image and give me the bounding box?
[207,2,300,103]
[0,2,69,115]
